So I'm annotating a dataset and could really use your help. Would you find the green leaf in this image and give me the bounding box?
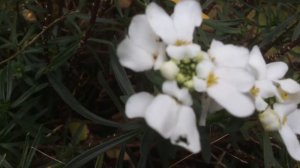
[262,132,281,168]
[22,128,42,168]
[0,154,13,168]
[200,126,211,163]
[292,21,300,41]
[110,51,135,96]
[97,71,124,116]
[137,128,154,168]
[115,144,126,168]
[47,73,120,128]
[49,42,79,70]
[11,83,48,108]
[259,14,298,48]
[65,130,139,168]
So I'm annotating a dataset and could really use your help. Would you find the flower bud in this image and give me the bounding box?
[259,107,281,131]
[160,61,179,80]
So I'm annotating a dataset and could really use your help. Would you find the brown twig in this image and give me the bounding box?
[168,153,195,168]
[266,37,300,62]
[80,0,101,46]
[0,11,78,66]
[31,147,65,165]
[261,20,298,55]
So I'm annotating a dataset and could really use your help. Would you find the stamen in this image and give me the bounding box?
[250,86,260,97]
[207,72,218,87]
[175,40,190,46]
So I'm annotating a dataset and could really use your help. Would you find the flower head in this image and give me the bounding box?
[193,52,255,117]
[259,103,300,161]
[248,46,300,110]
[146,0,202,58]
[117,15,166,72]
[125,81,200,153]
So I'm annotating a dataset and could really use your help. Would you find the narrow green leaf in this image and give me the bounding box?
[94,154,104,168]
[116,144,126,168]
[110,51,135,96]
[292,21,300,41]
[137,128,154,168]
[75,13,119,25]
[263,132,275,168]
[11,83,48,108]
[88,38,114,48]
[23,127,42,168]
[97,71,124,116]
[65,130,139,168]
[49,42,79,70]
[200,126,211,163]
[18,133,31,168]
[259,14,298,48]
[0,154,13,168]
[48,74,120,128]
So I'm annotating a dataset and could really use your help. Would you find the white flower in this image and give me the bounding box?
[248,46,300,110]
[193,57,255,117]
[208,40,250,68]
[146,0,202,59]
[259,103,300,160]
[125,81,200,153]
[117,14,166,72]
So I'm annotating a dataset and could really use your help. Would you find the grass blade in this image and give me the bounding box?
[48,73,120,128]
[65,130,139,168]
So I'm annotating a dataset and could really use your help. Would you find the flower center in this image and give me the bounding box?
[277,87,289,101]
[175,56,202,89]
[175,40,190,46]
[250,86,260,97]
[207,72,218,87]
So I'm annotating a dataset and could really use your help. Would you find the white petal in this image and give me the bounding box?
[128,14,160,54]
[255,96,268,111]
[287,110,300,135]
[273,103,297,119]
[172,0,202,42]
[166,43,201,60]
[117,37,153,72]
[289,92,300,104]
[160,61,179,80]
[215,67,255,92]
[255,80,277,98]
[162,81,193,106]
[248,46,266,80]
[170,106,201,153]
[276,79,300,94]
[266,62,288,80]
[153,44,167,70]
[146,3,177,44]
[208,40,249,68]
[208,80,255,117]
[145,94,179,138]
[193,77,207,92]
[196,60,214,79]
[279,125,300,161]
[125,92,154,118]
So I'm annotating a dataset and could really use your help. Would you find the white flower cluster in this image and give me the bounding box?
[116,0,300,160]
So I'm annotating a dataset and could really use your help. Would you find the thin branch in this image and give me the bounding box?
[81,0,101,45]
[266,37,300,62]
[31,147,65,165]
[0,11,78,65]
[168,153,194,168]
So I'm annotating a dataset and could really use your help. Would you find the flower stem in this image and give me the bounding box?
[199,93,210,126]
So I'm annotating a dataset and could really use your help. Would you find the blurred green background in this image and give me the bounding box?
[0,0,300,167]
